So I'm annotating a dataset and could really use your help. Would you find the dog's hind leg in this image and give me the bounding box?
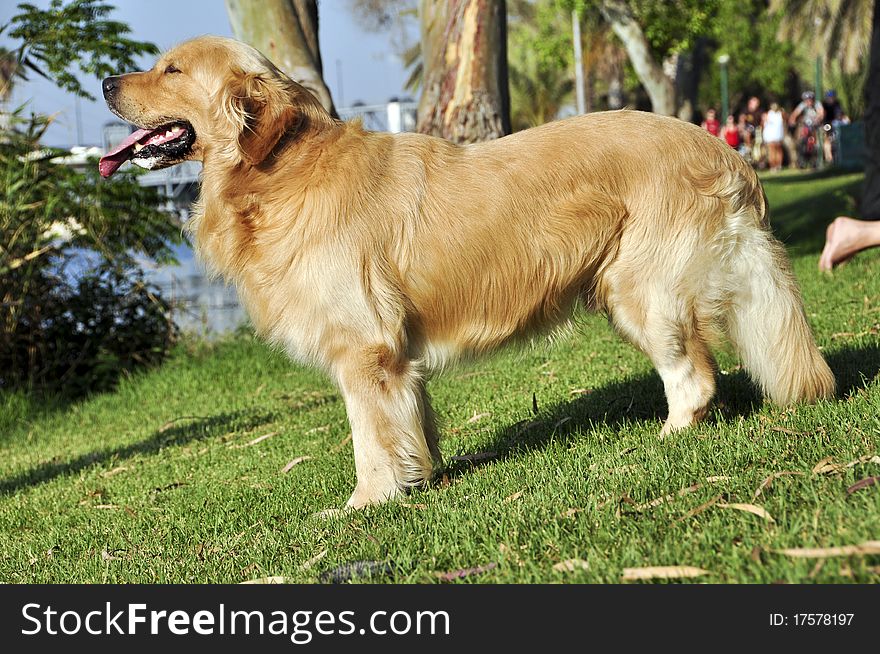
[334,345,436,508]
[604,283,717,435]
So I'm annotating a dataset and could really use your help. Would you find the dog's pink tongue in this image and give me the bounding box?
[98,127,153,178]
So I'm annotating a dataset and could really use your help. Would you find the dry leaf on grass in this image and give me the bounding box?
[812,454,880,475]
[300,549,327,571]
[281,456,312,473]
[753,471,804,499]
[674,494,722,523]
[770,426,811,436]
[101,466,128,478]
[466,411,491,424]
[553,559,590,573]
[331,434,353,452]
[615,495,638,517]
[435,562,497,582]
[93,504,118,510]
[846,454,880,468]
[622,566,709,581]
[503,490,524,504]
[808,560,825,579]
[811,456,842,474]
[717,502,775,523]
[634,484,701,511]
[230,431,278,449]
[240,576,292,584]
[635,476,730,512]
[846,476,879,495]
[774,541,880,558]
[400,502,427,509]
[561,508,582,518]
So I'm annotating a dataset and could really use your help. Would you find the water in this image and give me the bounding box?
[143,242,246,335]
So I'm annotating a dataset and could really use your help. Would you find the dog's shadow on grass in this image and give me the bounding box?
[0,410,276,496]
[443,342,880,479]
[825,342,880,398]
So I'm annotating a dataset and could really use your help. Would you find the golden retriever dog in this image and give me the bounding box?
[100,36,835,508]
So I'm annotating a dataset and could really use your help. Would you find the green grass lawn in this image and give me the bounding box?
[2,168,878,584]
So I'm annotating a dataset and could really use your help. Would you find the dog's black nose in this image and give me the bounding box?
[102,76,120,99]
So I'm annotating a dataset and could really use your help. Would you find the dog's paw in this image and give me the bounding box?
[344,480,402,509]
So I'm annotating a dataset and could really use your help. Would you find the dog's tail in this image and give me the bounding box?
[699,164,835,404]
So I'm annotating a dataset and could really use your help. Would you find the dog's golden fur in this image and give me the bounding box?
[105,36,835,507]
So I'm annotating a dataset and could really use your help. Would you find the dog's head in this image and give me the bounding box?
[100,36,327,177]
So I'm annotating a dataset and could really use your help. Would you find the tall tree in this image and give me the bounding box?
[772,0,877,218]
[2,0,157,101]
[562,0,716,118]
[698,0,794,113]
[773,0,872,75]
[0,49,18,104]
[417,0,511,143]
[507,0,574,129]
[597,0,675,115]
[225,0,337,117]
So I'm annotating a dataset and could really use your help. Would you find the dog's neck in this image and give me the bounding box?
[186,119,349,284]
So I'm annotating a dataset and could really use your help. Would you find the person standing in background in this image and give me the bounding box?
[742,96,765,166]
[821,89,845,164]
[701,108,720,137]
[721,114,742,150]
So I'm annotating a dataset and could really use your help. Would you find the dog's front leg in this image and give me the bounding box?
[334,345,436,508]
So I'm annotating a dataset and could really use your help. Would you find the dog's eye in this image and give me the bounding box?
[164,64,181,74]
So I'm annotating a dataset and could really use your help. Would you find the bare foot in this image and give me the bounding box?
[818,217,880,271]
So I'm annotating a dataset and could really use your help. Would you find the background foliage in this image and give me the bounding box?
[0,1,180,397]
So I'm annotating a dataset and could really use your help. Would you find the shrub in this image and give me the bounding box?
[0,113,182,396]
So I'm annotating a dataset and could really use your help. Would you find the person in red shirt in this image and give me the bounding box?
[721,114,741,149]
[701,108,720,137]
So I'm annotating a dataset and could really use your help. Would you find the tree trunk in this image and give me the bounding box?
[863,0,880,220]
[225,0,337,117]
[585,68,596,114]
[417,0,511,143]
[598,0,676,116]
[673,39,706,124]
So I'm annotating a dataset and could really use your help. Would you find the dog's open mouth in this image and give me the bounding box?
[98,121,195,178]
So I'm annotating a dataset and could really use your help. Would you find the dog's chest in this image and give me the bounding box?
[235,245,382,371]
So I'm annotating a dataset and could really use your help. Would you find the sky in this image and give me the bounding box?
[2,0,413,147]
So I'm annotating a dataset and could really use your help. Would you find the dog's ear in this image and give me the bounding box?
[221,71,298,166]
